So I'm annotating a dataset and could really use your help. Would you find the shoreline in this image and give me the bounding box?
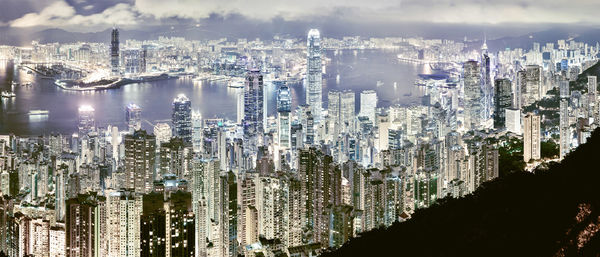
[54,73,178,91]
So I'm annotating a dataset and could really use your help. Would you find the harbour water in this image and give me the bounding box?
[0,49,430,135]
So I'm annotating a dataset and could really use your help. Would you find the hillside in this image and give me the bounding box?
[321,128,600,257]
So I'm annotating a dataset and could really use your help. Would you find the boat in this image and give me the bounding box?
[228,80,244,88]
[404,92,413,97]
[1,91,16,98]
[376,81,384,87]
[11,81,18,87]
[28,110,49,116]
[23,82,32,87]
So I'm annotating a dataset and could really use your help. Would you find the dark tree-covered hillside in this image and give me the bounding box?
[321,128,600,257]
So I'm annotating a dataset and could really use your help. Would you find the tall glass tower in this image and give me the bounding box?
[111,28,119,76]
[243,69,264,137]
[277,83,292,148]
[172,94,192,144]
[306,29,323,122]
[78,105,95,136]
[125,103,142,132]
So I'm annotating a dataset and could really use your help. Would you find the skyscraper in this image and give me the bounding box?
[463,60,482,130]
[106,190,142,257]
[340,90,356,133]
[111,28,119,76]
[306,29,323,122]
[154,123,172,146]
[560,80,570,160]
[243,69,264,142]
[520,65,542,107]
[494,78,512,129]
[359,90,377,123]
[78,105,95,136]
[192,111,203,153]
[481,40,493,121]
[588,76,597,122]
[523,113,540,162]
[278,84,292,149]
[66,194,99,257]
[172,94,192,144]
[124,130,156,194]
[125,103,142,132]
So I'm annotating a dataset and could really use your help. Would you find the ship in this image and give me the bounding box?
[228,78,244,88]
[1,91,16,98]
[28,110,49,116]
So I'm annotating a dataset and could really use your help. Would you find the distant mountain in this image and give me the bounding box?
[1,22,600,47]
[321,128,600,257]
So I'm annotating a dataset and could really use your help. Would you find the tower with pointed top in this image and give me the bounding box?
[306,29,323,122]
[480,34,492,124]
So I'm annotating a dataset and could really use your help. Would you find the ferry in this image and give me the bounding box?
[28,110,49,116]
[228,79,244,88]
[1,91,16,98]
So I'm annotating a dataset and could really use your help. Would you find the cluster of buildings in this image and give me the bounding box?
[0,28,599,257]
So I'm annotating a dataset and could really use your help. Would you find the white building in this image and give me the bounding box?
[359,90,378,124]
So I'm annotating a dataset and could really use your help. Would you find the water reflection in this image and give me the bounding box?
[0,49,427,135]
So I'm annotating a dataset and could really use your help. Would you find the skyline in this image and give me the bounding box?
[0,1,599,256]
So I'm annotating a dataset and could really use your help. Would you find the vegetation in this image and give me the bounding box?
[321,128,600,257]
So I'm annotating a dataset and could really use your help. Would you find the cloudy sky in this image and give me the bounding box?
[3,0,600,32]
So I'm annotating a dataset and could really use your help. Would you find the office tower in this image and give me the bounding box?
[172,94,192,144]
[192,111,202,153]
[121,49,144,74]
[588,76,597,121]
[125,103,142,132]
[106,190,142,257]
[520,65,542,107]
[111,28,119,76]
[243,69,264,141]
[328,90,341,127]
[560,80,570,160]
[523,113,541,162]
[505,108,521,135]
[376,113,390,151]
[463,60,482,129]
[306,29,323,122]
[236,90,244,124]
[77,105,95,136]
[124,130,156,194]
[66,194,99,257]
[340,90,356,133]
[359,90,377,124]
[278,84,292,149]
[494,78,512,128]
[481,41,492,121]
[154,123,172,146]
[159,137,185,178]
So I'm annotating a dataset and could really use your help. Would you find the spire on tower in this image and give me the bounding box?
[481,32,488,51]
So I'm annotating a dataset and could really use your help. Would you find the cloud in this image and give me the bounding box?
[10,0,139,29]
[7,0,600,31]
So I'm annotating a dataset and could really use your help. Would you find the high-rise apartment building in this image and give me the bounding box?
[124,130,156,194]
[523,113,541,162]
